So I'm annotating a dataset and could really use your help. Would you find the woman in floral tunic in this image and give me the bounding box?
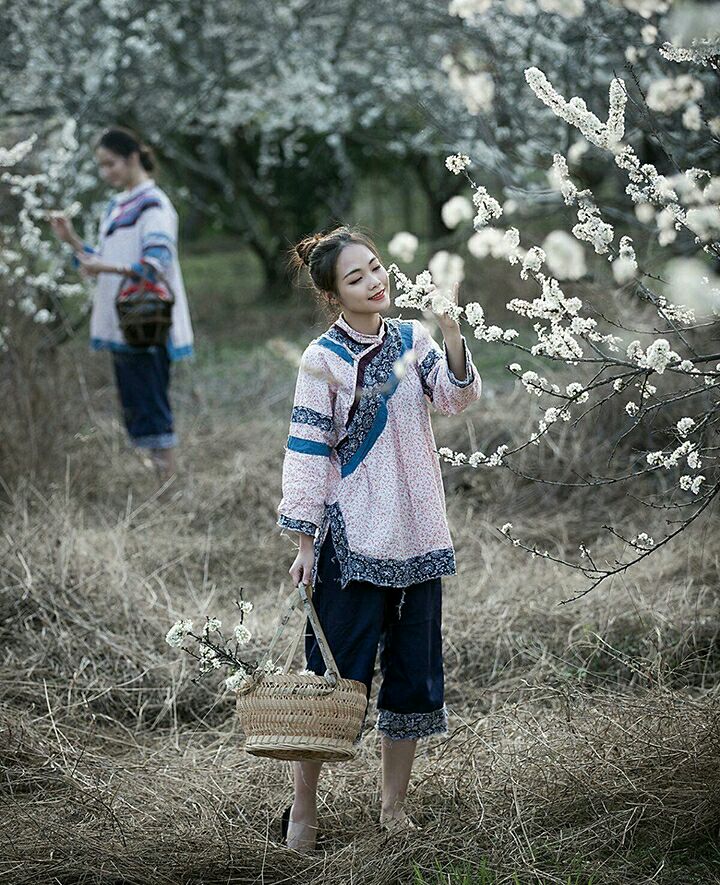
[277,226,481,850]
[50,127,193,481]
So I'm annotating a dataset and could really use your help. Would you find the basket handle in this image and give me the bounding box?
[116,266,177,303]
[263,583,339,686]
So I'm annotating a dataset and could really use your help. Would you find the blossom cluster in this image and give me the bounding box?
[164,598,277,694]
[0,122,94,341]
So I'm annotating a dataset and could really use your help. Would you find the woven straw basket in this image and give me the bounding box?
[236,583,367,762]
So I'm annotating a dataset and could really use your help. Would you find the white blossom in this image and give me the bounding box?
[448,0,493,19]
[464,302,485,326]
[225,669,253,692]
[447,67,495,115]
[676,417,695,436]
[165,619,193,647]
[468,228,505,259]
[685,206,720,242]
[641,338,678,374]
[687,450,702,469]
[388,231,419,263]
[429,250,465,292]
[234,624,252,646]
[567,139,589,165]
[641,24,658,44]
[635,203,655,224]
[472,187,503,229]
[441,195,474,230]
[664,258,719,315]
[682,104,703,132]
[525,68,626,151]
[446,154,471,175]
[537,0,585,18]
[542,230,587,280]
[520,246,546,279]
[0,135,38,167]
[646,75,704,114]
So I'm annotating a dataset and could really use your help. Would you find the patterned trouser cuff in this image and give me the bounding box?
[131,432,178,449]
[376,705,448,741]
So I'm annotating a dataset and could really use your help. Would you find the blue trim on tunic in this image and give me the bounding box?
[91,337,194,361]
[71,243,96,269]
[340,320,414,478]
[313,501,457,589]
[141,243,172,268]
[142,231,174,246]
[129,261,158,282]
[105,198,161,237]
[277,514,318,536]
[291,406,334,433]
[316,336,354,365]
[399,320,414,352]
[287,436,332,456]
[341,400,388,477]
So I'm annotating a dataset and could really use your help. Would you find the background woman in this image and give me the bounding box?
[277,226,482,850]
[50,126,193,481]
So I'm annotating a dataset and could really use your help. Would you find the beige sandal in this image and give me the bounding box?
[379,813,422,833]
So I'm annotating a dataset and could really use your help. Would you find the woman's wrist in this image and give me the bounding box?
[298,532,315,550]
[439,322,462,344]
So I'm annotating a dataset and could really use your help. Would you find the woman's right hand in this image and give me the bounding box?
[48,212,78,245]
[289,535,315,586]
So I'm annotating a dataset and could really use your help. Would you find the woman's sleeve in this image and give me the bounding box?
[70,243,96,269]
[129,200,177,283]
[277,349,338,537]
[412,319,482,415]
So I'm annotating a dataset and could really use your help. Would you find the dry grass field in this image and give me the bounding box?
[2,248,720,884]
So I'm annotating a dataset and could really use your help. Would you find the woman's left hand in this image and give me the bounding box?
[74,251,108,277]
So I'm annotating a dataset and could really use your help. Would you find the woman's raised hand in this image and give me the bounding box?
[435,281,462,335]
[48,212,77,245]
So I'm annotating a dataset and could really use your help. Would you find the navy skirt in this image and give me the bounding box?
[111,347,177,449]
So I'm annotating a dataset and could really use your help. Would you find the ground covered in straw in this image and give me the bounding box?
[2,294,720,884]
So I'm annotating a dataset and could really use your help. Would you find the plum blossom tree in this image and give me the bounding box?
[2,0,479,286]
[6,0,705,292]
[392,0,720,598]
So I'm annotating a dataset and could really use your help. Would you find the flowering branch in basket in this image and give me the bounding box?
[165,595,276,693]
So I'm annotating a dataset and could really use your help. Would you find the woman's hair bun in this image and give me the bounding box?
[295,234,323,267]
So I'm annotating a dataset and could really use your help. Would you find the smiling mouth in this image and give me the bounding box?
[369,289,386,301]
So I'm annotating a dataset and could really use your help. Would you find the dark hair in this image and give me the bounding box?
[290,226,382,306]
[95,126,156,172]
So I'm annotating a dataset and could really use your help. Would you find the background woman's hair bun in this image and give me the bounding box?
[96,126,156,172]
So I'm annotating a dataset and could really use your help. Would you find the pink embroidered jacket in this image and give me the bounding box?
[277,314,482,588]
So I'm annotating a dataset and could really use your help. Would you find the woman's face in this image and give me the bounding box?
[334,244,391,315]
[95,146,136,190]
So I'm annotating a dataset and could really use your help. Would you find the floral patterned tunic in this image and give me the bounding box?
[81,179,194,361]
[277,313,482,588]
